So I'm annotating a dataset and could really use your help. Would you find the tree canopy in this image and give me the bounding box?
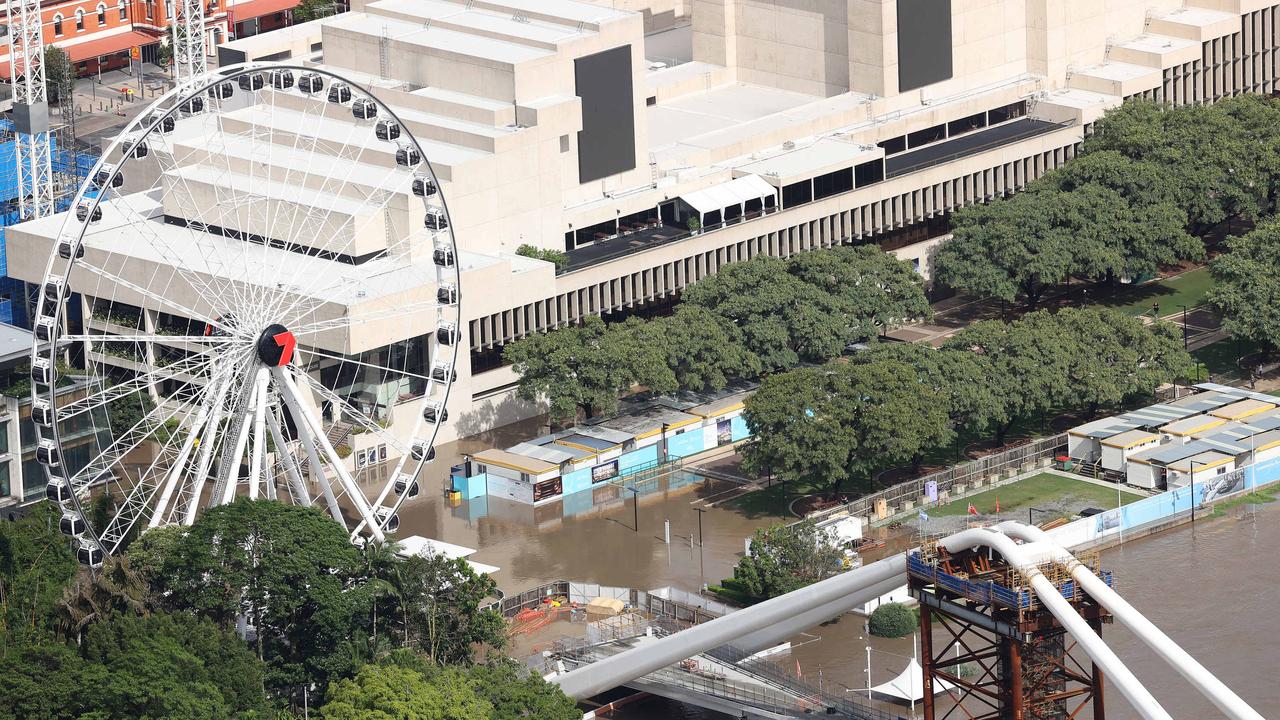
[504,315,638,424]
[741,357,951,495]
[1208,218,1280,353]
[731,520,847,601]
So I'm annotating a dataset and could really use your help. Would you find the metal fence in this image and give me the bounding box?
[800,433,1069,526]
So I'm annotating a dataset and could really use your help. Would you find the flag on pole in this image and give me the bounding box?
[967,502,978,516]
[918,509,929,522]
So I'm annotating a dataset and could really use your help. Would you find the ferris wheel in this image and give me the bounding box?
[28,63,461,566]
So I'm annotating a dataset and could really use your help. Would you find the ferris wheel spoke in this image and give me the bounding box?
[208,365,265,508]
[289,296,441,338]
[148,402,213,529]
[72,258,225,330]
[179,363,245,525]
[62,334,238,345]
[55,348,229,421]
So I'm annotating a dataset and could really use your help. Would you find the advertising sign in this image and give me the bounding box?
[591,459,619,484]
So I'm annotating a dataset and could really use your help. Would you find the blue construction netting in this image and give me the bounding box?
[0,118,98,326]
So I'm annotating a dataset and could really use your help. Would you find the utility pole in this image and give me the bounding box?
[7,0,55,220]
[168,0,207,85]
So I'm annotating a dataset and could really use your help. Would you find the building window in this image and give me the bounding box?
[53,14,64,36]
[75,9,85,31]
[118,0,126,20]
[0,421,8,454]
[0,462,8,497]
[97,3,106,25]
[146,0,153,20]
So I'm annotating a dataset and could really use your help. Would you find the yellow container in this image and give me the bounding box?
[448,491,462,504]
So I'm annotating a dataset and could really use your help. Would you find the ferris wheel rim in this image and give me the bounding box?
[30,62,463,560]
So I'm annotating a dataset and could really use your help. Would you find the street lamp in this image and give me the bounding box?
[1180,304,1189,350]
[628,486,640,533]
[1187,459,1202,523]
[693,507,708,586]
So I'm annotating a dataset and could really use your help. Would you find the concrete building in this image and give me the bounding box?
[8,0,1280,487]
[0,0,313,76]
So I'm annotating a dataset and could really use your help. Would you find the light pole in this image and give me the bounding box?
[1188,459,1202,523]
[629,486,640,533]
[1180,304,1189,350]
[693,506,708,586]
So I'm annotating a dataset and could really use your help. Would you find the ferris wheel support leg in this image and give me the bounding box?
[220,377,261,506]
[149,406,211,529]
[273,370,346,529]
[184,371,237,525]
[248,369,270,501]
[273,366,385,542]
[266,407,310,507]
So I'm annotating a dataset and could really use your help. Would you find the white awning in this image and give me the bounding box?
[871,659,956,703]
[681,174,776,215]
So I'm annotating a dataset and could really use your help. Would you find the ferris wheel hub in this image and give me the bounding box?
[256,323,297,367]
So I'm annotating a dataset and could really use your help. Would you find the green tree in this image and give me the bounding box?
[515,244,569,272]
[54,555,153,644]
[652,306,761,392]
[731,521,845,601]
[786,245,931,338]
[683,257,853,370]
[868,602,915,638]
[504,316,637,424]
[612,316,679,395]
[391,553,506,667]
[849,342,1005,439]
[741,359,952,496]
[933,187,1078,307]
[320,663,490,720]
[0,502,78,643]
[80,613,272,720]
[291,0,339,23]
[143,499,367,697]
[0,639,96,719]
[44,46,75,104]
[467,658,581,720]
[1208,218,1280,353]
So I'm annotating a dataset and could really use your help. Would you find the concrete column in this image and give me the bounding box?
[848,0,897,97]
[691,0,737,72]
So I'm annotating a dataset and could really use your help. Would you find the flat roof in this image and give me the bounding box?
[1210,398,1276,421]
[507,441,582,464]
[1167,451,1234,473]
[647,82,822,151]
[734,137,881,185]
[1160,414,1226,436]
[1156,7,1237,27]
[556,434,620,452]
[1074,61,1160,82]
[1167,390,1241,411]
[1114,34,1198,55]
[886,118,1067,178]
[368,0,593,45]
[471,448,558,474]
[1131,440,1225,466]
[1100,429,1159,449]
[326,12,553,65]
[0,322,34,364]
[597,405,702,438]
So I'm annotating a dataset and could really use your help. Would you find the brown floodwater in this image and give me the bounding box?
[620,500,1280,720]
[395,430,1279,720]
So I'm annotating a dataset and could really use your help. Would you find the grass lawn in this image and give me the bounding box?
[1100,267,1216,317]
[931,472,1144,517]
[1191,336,1260,378]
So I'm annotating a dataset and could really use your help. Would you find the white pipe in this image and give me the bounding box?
[940,528,1171,720]
[995,522,1265,720]
[552,554,908,699]
[149,406,209,528]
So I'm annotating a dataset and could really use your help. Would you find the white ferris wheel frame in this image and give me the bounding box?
[29,62,462,563]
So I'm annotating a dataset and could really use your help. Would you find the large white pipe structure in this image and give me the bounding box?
[940,528,1171,720]
[994,522,1265,720]
[551,553,908,699]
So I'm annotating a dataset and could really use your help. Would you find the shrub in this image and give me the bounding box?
[868,602,916,638]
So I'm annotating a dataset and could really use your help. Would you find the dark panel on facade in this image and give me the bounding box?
[575,45,637,183]
[897,0,953,92]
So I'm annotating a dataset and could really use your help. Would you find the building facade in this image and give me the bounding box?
[6,0,1280,493]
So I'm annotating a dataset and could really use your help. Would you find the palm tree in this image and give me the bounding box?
[53,556,152,644]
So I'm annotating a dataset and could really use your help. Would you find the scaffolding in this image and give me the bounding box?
[909,545,1112,720]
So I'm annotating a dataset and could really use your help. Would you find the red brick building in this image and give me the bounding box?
[0,0,304,77]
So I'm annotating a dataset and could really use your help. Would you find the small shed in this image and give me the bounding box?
[1165,450,1235,488]
[1159,414,1225,442]
[1099,429,1160,472]
[1208,398,1276,422]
